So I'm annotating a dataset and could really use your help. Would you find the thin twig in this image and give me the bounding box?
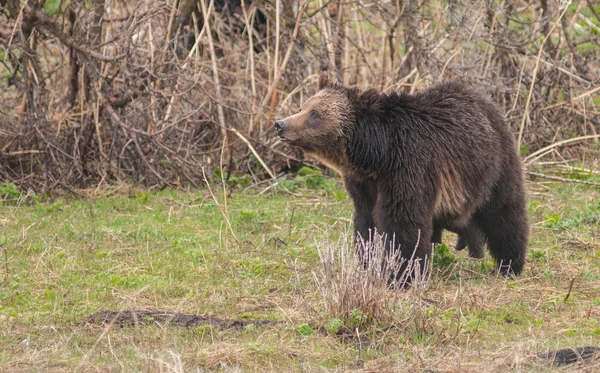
[564,276,576,303]
[540,85,600,112]
[201,167,239,244]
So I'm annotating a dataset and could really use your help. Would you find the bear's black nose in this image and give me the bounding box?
[274,120,285,132]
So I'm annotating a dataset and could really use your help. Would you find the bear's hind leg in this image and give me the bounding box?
[455,222,486,259]
[475,194,528,276]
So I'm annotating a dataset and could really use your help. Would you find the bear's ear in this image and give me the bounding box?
[318,74,330,90]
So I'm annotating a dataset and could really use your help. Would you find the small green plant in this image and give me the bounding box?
[324,318,343,335]
[562,218,581,229]
[43,0,61,15]
[320,359,337,368]
[135,191,150,203]
[238,209,259,223]
[229,174,251,187]
[476,260,495,274]
[0,182,20,200]
[279,180,298,192]
[544,212,562,228]
[543,270,556,279]
[529,249,547,263]
[160,158,173,169]
[529,201,542,213]
[239,257,264,279]
[191,325,214,336]
[213,167,223,179]
[433,243,456,269]
[349,308,369,329]
[42,201,64,213]
[331,189,346,200]
[297,167,322,176]
[296,167,328,189]
[580,201,600,225]
[297,323,315,336]
[411,331,430,344]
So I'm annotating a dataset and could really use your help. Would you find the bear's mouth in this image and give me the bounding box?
[276,130,291,142]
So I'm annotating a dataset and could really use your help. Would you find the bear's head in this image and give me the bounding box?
[274,75,355,161]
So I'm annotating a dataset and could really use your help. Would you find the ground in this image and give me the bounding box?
[1,167,600,372]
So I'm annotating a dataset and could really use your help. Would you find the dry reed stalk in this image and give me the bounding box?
[145,0,158,124]
[227,127,277,184]
[155,0,179,92]
[353,9,367,88]
[273,0,280,80]
[343,4,350,86]
[200,0,229,159]
[318,0,336,72]
[252,0,309,127]
[379,25,388,90]
[241,0,258,137]
[518,4,571,147]
[509,55,528,115]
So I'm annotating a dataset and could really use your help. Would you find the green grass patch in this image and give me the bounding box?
[0,174,599,371]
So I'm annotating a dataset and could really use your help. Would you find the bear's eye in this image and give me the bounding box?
[309,110,319,119]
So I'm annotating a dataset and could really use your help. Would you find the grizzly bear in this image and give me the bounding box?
[275,75,528,282]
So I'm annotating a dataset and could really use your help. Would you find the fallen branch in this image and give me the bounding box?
[526,170,600,187]
[523,135,600,165]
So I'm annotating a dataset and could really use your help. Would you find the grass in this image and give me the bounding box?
[1,172,600,371]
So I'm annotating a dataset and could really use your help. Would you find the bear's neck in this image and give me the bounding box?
[305,151,346,176]
[305,149,371,180]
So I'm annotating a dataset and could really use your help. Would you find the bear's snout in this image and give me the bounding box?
[274,120,288,141]
[274,120,285,131]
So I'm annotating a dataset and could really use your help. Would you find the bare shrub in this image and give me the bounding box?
[311,230,431,329]
[1,1,599,191]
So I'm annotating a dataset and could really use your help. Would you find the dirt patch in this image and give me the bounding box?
[78,309,281,329]
[538,346,600,366]
[78,309,388,341]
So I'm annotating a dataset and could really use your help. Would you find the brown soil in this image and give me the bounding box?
[78,309,281,329]
[538,346,600,366]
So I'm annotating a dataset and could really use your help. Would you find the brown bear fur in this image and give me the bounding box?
[275,75,529,281]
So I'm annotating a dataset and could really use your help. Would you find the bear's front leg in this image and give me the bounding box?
[431,221,443,244]
[374,194,434,286]
[343,176,378,256]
